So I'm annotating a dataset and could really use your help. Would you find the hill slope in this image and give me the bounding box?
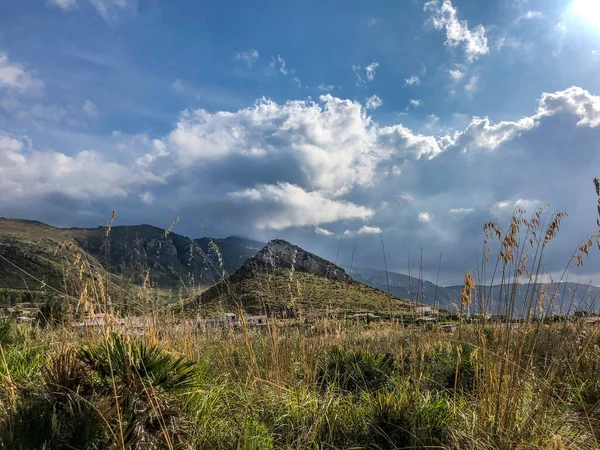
[348,267,459,310]
[188,240,416,316]
[445,282,600,316]
[0,218,263,302]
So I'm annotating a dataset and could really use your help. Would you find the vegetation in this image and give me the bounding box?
[0,179,600,448]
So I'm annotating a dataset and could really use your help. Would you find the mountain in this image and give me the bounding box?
[348,267,459,310]
[444,282,600,316]
[348,267,600,316]
[186,239,416,317]
[0,218,263,303]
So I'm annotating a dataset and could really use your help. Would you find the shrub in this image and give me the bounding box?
[317,347,395,393]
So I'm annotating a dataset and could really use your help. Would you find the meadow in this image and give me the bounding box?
[0,179,600,449]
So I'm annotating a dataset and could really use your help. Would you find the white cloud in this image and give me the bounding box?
[352,65,363,86]
[449,207,473,214]
[343,225,382,236]
[317,84,334,91]
[366,95,383,110]
[378,124,441,160]
[405,75,420,86]
[171,79,184,92]
[424,0,489,61]
[140,191,154,204]
[0,53,44,94]
[446,115,536,151]
[536,86,600,128]
[270,55,289,75]
[0,134,160,202]
[418,212,433,223]
[165,95,380,196]
[448,69,464,81]
[365,62,379,81]
[494,201,511,209]
[357,225,382,234]
[228,183,373,230]
[82,99,98,117]
[315,227,334,236]
[88,0,136,22]
[517,11,543,21]
[234,49,259,67]
[409,99,422,107]
[292,77,302,88]
[48,0,77,10]
[464,75,479,95]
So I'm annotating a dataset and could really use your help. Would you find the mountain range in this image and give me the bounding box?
[1,217,599,316]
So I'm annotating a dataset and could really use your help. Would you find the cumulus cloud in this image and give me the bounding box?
[537,86,600,127]
[234,49,259,67]
[0,134,160,202]
[164,95,378,196]
[228,183,373,230]
[409,99,422,107]
[405,75,420,86]
[0,53,44,95]
[424,0,489,61]
[366,95,383,110]
[377,124,441,160]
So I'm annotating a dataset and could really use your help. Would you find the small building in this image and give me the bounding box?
[414,306,436,316]
[245,315,268,327]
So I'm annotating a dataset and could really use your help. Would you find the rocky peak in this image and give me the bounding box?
[246,239,351,282]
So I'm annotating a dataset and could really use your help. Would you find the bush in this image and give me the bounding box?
[317,347,395,393]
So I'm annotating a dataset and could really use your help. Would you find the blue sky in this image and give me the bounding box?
[1,0,600,285]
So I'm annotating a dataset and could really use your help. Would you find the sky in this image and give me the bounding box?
[1,0,600,285]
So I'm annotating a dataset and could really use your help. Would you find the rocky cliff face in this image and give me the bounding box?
[246,239,351,283]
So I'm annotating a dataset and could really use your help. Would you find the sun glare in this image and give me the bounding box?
[572,0,600,27]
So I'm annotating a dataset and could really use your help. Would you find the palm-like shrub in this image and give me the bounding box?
[79,334,201,449]
[316,347,395,393]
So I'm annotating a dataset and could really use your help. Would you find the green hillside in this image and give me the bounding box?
[186,239,415,317]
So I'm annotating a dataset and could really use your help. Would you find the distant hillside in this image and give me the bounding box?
[445,282,600,316]
[186,240,416,316]
[348,267,600,316]
[348,267,459,310]
[0,218,130,305]
[0,218,263,298]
